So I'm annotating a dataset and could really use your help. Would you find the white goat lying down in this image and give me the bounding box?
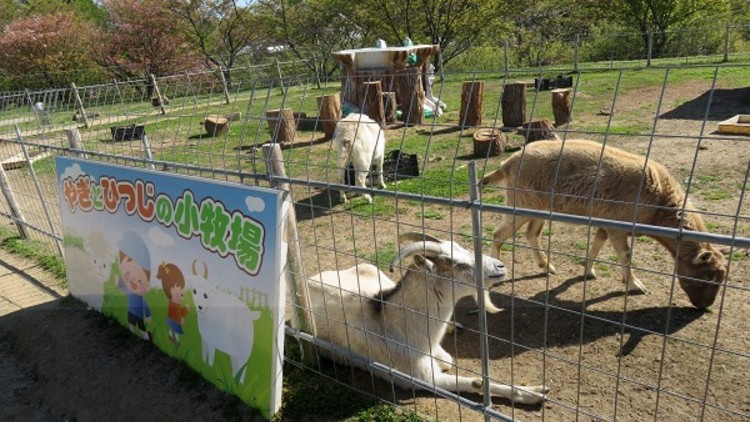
[307,233,548,404]
[481,139,727,309]
[333,113,386,204]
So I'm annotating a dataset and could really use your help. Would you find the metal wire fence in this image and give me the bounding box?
[0,52,748,422]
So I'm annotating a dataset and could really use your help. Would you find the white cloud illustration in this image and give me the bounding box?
[148,227,174,247]
[245,196,266,213]
[61,163,85,181]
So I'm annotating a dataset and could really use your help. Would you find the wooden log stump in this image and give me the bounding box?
[382,92,396,124]
[394,67,424,126]
[460,81,484,127]
[358,81,385,126]
[266,108,296,145]
[204,115,229,137]
[473,128,506,158]
[502,82,527,127]
[316,94,341,139]
[551,88,572,127]
[521,119,560,143]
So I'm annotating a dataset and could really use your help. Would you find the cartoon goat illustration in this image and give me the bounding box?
[189,260,261,384]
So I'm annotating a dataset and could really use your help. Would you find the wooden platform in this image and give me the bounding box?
[718,115,750,135]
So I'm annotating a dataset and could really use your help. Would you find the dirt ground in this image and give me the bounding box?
[0,79,748,421]
[288,79,750,421]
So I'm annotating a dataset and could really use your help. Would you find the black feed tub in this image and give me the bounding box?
[110,125,145,142]
[345,149,420,186]
[534,75,573,91]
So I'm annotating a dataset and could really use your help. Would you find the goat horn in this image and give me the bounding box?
[389,241,443,272]
[397,232,442,244]
[192,259,197,276]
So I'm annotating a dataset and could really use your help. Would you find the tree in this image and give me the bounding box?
[96,0,200,83]
[257,0,373,77]
[170,0,268,87]
[0,12,98,87]
[613,0,730,57]
[365,0,507,70]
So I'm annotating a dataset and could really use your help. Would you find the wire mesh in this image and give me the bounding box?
[0,48,748,422]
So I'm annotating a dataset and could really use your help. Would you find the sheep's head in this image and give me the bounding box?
[390,233,506,300]
[677,244,726,309]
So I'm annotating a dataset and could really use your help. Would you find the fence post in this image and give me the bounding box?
[149,73,166,115]
[723,23,730,62]
[0,139,29,240]
[275,59,285,94]
[503,39,510,74]
[262,143,317,366]
[647,29,653,67]
[25,88,46,128]
[218,66,231,105]
[65,128,87,159]
[468,161,491,421]
[141,134,156,170]
[573,33,580,73]
[112,78,123,104]
[70,82,90,129]
[14,125,64,256]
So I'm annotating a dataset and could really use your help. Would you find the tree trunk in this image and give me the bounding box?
[316,94,341,140]
[501,82,527,127]
[266,108,296,145]
[358,81,385,127]
[473,128,506,158]
[551,88,572,127]
[522,119,560,143]
[394,67,424,126]
[382,92,397,124]
[204,115,229,137]
[460,81,484,127]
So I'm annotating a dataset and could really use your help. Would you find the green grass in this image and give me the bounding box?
[419,209,444,220]
[366,242,397,270]
[702,189,732,201]
[0,225,66,282]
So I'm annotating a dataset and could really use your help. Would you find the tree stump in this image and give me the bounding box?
[316,94,341,139]
[551,88,572,127]
[522,119,560,143]
[382,92,397,124]
[358,81,385,126]
[501,82,527,127]
[204,115,229,137]
[473,128,506,158]
[266,108,296,145]
[394,67,424,126]
[460,81,484,127]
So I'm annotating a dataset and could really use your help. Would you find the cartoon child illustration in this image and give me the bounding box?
[117,231,153,341]
[157,262,188,344]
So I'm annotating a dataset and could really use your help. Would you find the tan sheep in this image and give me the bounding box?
[481,139,727,309]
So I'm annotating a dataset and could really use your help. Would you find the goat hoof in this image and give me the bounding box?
[584,268,597,279]
[540,262,557,275]
[626,278,648,294]
[513,385,549,404]
[363,195,373,204]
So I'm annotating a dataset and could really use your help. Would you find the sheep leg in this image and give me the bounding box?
[338,166,349,203]
[584,228,609,279]
[376,153,386,189]
[490,215,531,258]
[526,218,556,274]
[608,230,647,293]
[429,370,548,404]
[357,170,373,204]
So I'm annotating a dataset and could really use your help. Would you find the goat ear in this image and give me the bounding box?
[413,254,435,272]
[693,250,714,265]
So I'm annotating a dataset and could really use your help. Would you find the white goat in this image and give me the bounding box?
[307,233,548,404]
[333,113,386,203]
[481,139,727,309]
